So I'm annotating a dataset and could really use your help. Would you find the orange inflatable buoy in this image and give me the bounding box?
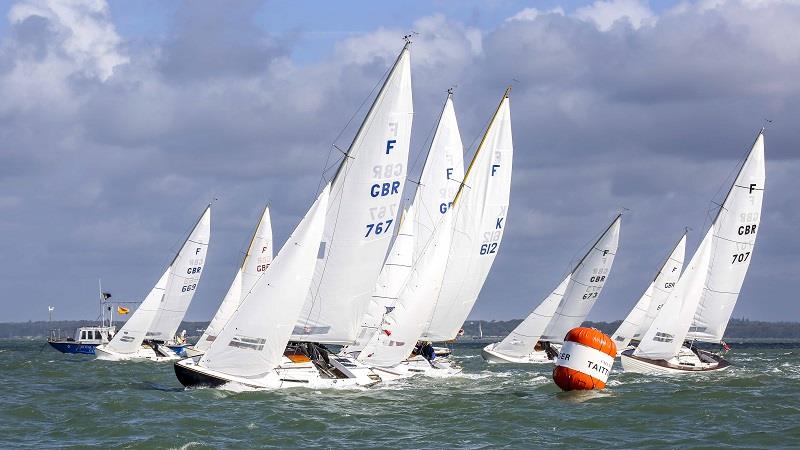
[552,327,617,391]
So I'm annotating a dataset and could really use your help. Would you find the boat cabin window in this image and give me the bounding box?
[81,331,87,340]
[94,331,102,340]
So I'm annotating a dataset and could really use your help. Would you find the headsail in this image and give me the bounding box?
[348,205,416,353]
[421,89,514,342]
[358,209,454,367]
[611,232,686,349]
[104,269,169,354]
[200,186,329,377]
[540,214,621,343]
[493,275,570,358]
[688,131,765,342]
[635,227,714,359]
[147,205,211,341]
[292,43,414,344]
[195,205,273,352]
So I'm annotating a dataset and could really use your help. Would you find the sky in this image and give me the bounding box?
[0,0,797,323]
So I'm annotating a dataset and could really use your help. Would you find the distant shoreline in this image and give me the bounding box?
[3,318,800,340]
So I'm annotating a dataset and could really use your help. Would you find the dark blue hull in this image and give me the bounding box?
[48,341,99,355]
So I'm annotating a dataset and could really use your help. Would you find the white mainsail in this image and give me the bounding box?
[349,205,416,352]
[147,205,211,341]
[540,214,621,343]
[413,92,465,262]
[104,269,169,354]
[195,206,273,352]
[199,186,329,377]
[292,43,414,344]
[493,275,570,358]
[688,132,765,342]
[611,232,686,349]
[358,210,454,367]
[421,89,514,342]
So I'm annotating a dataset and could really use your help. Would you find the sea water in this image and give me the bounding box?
[1,340,799,448]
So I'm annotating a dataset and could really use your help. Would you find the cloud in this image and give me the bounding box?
[0,0,798,324]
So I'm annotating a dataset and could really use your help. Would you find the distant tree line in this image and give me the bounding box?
[3,318,800,340]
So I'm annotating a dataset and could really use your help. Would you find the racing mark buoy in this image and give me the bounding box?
[552,327,616,391]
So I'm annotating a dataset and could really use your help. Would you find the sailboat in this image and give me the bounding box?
[95,205,211,361]
[416,88,514,364]
[481,215,621,363]
[185,205,272,358]
[621,129,765,374]
[339,90,466,378]
[47,283,117,355]
[610,232,686,354]
[473,322,483,340]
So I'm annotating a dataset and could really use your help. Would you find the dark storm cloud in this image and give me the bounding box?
[0,0,797,324]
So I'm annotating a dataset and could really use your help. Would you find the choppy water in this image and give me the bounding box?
[2,340,799,449]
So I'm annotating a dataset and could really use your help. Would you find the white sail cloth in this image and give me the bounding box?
[635,130,765,359]
[105,269,169,354]
[293,44,414,344]
[196,206,273,352]
[413,93,465,262]
[493,276,570,358]
[688,133,765,342]
[421,92,513,342]
[358,210,453,367]
[147,206,211,341]
[200,186,329,377]
[349,205,416,353]
[540,215,621,343]
[611,233,686,349]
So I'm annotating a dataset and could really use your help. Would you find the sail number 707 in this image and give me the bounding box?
[732,252,751,264]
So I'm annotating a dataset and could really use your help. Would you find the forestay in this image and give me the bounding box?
[348,205,416,353]
[293,44,414,344]
[105,269,169,354]
[412,92,465,262]
[200,186,329,377]
[611,233,686,349]
[688,132,765,343]
[494,276,570,358]
[147,206,211,341]
[196,206,273,352]
[540,215,621,343]
[358,210,453,367]
[421,91,513,342]
[635,227,714,360]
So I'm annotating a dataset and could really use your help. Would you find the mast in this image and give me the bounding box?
[452,86,511,207]
[330,41,412,187]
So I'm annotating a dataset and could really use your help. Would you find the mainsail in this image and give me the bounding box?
[688,131,766,342]
[195,206,273,352]
[421,89,514,342]
[104,269,169,354]
[147,205,211,341]
[200,186,329,377]
[611,232,686,349]
[292,43,414,344]
[540,214,621,343]
[493,275,570,358]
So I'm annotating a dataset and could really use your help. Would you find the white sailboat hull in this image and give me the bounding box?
[175,354,382,389]
[620,346,730,374]
[369,355,463,381]
[95,343,180,362]
[481,342,554,364]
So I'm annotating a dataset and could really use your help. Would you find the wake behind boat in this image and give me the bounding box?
[621,129,766,374]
